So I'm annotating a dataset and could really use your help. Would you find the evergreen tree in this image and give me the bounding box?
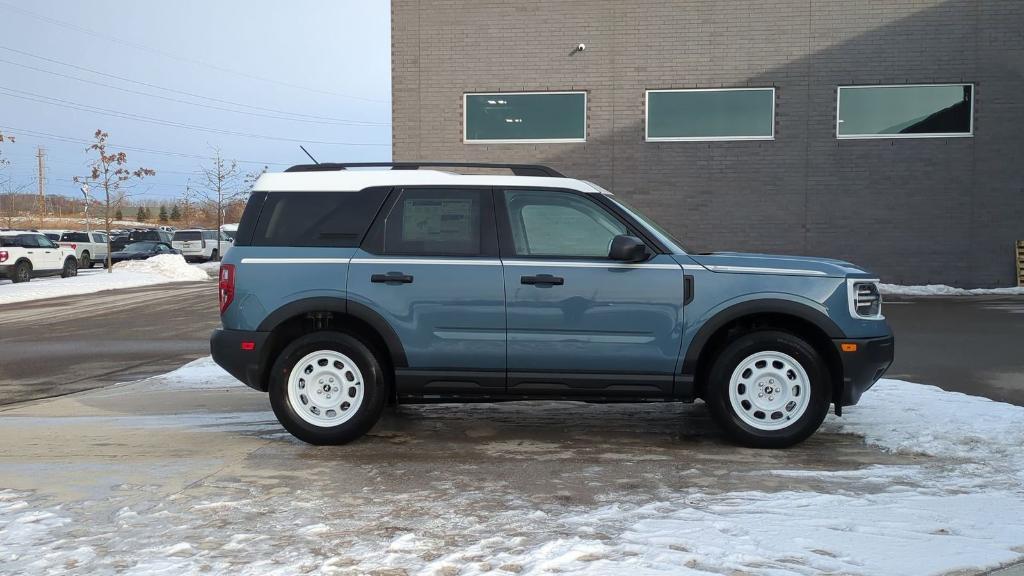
[158,204,169,223]
[143,206,152,221]
[170,204,181,221]
[115,208,123,220]
[136,206,146,221]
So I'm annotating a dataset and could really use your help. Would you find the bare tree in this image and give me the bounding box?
[0,131,24,229]
[179,179,201,228]
[74,130,155,271]
[200,148,241,259]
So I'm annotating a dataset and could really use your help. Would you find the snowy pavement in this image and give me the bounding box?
[0,254,212,306]
[1,359,1023,575]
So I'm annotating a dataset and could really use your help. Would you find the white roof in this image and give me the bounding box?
[252,169,607,194]
[0,230,44,236]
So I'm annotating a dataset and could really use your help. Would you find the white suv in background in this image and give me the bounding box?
[171,229,232,262]
[0,231,79,283]
[57,231,109,268]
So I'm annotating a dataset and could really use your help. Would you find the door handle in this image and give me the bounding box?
[371,272,414,284]
[521,274,564,286]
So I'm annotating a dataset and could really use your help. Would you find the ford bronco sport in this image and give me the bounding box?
[210,162,893,448]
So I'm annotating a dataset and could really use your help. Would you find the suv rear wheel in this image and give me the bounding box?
[12,261,31,283]
[61,257,78,278]
[269,331,386,445]
[704,330,831,448]
[80,251,91,269]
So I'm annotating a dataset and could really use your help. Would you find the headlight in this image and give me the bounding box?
[847,279,883,319]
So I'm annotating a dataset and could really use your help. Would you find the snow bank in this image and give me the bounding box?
[112,254,209,281]
[880,283,1024,296]
[0,255,209,305]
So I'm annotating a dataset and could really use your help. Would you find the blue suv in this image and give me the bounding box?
[211,162,893,448]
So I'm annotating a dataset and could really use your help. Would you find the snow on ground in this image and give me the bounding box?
[1,362,1024,574]
[0,254,210,305]
[880,283,1024,296]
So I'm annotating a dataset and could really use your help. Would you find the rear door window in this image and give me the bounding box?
[377,188,494,256]
[251,190,388,247]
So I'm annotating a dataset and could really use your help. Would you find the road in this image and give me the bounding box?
[0,282,219,405]
[0,282,1022,407]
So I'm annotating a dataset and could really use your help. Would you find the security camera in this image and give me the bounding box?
[577,43,586,52]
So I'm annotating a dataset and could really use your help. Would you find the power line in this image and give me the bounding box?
[0,46,390,126]
[0,57,388,127]
[0,124,290,166]
[0,2,390,104]
[0,86,391,146]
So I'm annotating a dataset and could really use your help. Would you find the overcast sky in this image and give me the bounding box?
[0,0,391,201]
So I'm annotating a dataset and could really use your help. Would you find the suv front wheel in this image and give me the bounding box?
[269,331,386,445]
[704,330,831,448]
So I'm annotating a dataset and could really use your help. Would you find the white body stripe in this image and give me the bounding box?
[351,258,501,266]
[704,265,829,276]
[240,257,350,264]
[502,260,680,270]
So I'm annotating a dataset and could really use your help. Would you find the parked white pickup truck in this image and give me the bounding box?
[0,231,79,282]
[56,231,109,268]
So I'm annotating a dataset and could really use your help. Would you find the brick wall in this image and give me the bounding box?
[391,0,1024,287]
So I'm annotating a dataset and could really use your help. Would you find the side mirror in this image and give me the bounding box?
[608,235,648,262]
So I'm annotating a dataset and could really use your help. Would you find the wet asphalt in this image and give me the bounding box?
[0,283,1021,407]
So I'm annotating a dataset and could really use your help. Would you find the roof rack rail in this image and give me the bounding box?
[283,162,565,178]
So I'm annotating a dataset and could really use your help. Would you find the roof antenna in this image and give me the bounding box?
[300,145,319,164]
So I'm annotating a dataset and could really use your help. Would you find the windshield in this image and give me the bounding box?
[121,242,157,252]
[607,197,687,253]
[173,231,202,241]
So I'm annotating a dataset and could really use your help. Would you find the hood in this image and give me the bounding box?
[688,252,872,278]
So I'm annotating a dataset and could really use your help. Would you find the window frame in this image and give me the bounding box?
[645,87,776,142]
[463,91,588,144]
[835,83,975,140]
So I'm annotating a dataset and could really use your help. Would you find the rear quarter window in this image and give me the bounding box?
[249,189,388,247]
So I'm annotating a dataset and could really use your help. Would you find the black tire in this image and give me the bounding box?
[61,257,78,278]
[704,330,831,449]
[11,261,31,283]
[210,249,219,262]
[268,331,387,445]
[80,251,91,269]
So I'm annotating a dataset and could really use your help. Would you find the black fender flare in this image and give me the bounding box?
[257,296,408,368]
[681,298,843,378]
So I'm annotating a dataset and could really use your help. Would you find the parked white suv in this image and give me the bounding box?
[57,231,109,268]
[171,229,231,262]
[0,231,79,283]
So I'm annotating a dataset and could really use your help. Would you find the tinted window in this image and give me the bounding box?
[647,88,775,140]
[61,232,90,243]
[130,230,160,242]
[464,92,586,142]
[203,231,217,240]
[837,84,973,138]
[173,231,202,241]
[503,190,627,258]
[38,236,58,248]
[44,233,60,241]
[251,190,387,247]
[383,189,483,256]
[18,235,41,248]
[91,233,106,243]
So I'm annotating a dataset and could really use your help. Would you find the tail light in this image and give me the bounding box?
[219,264,235,314]
[0,251,7,263]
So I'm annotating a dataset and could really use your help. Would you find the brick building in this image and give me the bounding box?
[390,0,1024,286]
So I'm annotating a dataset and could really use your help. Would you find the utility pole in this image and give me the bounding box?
[36,147,45,223]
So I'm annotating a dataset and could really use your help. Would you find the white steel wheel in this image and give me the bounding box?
[287,350,365,428]
[727,350,810,431]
